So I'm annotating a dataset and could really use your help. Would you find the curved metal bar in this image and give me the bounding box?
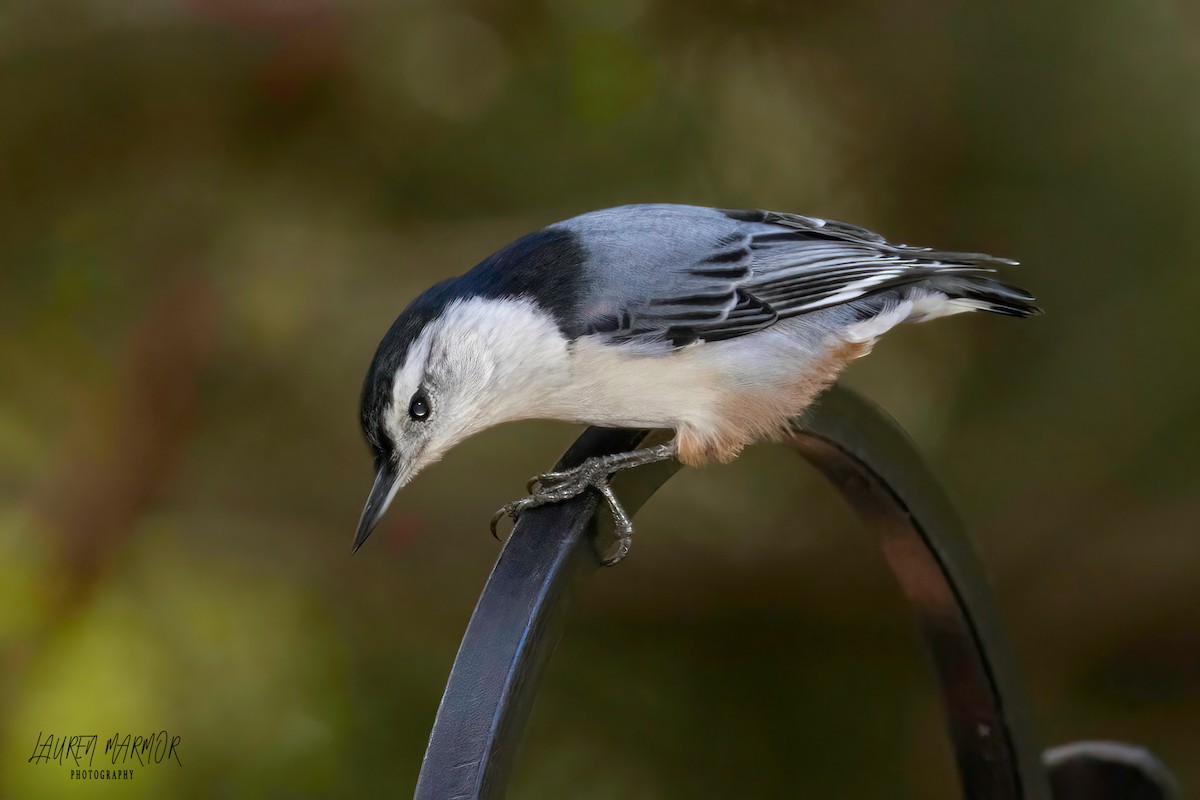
[414,427,681,799]
[414,387,1051,799]
[786,388,1051,799]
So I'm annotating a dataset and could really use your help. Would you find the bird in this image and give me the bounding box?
[353,204,1039,563]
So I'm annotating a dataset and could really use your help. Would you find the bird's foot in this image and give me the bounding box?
[490,442,677,566]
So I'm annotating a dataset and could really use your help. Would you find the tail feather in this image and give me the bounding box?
[841,273,1041,343]
[926,275,1043,318]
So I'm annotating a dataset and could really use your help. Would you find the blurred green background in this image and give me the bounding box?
[2,0,1198,797]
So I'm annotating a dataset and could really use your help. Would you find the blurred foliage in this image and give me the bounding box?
[1,0,1198,797]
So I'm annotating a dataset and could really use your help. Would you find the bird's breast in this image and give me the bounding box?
[547,338,731,430]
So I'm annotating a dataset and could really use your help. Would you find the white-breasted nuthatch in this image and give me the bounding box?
[353,204,1039,561]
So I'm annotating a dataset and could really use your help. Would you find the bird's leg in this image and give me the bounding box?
[491,441,678,566]
[525,443,678,492]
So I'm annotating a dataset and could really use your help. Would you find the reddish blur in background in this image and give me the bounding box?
[2,1,1198,797]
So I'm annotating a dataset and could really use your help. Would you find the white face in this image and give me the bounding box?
[359,297,572,536]
[381,312,499,488]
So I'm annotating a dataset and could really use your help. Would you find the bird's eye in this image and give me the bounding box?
[408,391,430,421]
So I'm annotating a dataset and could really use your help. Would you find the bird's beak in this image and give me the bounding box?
[352,462,406,554]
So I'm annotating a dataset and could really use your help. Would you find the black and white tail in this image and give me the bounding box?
[918,273,1041,318]
[836,256,1041,344]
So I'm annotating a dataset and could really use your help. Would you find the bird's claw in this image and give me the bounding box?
[593,480,633,566]
[489,493,548,540]
[489,506,512,540]
[492,458,635,566]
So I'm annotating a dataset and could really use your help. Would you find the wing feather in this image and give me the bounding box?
[567,205,1025,347]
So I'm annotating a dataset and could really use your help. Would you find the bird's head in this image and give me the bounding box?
[352,289,570,552]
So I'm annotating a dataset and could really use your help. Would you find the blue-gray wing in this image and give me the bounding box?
[555,204,1026,348]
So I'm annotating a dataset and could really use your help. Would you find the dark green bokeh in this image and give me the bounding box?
[2,1,1197,797]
